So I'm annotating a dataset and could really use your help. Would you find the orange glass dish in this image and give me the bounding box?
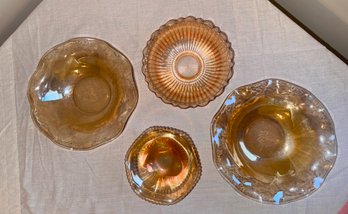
[211,79,337,204]
[143,16,234,108]
[125,126,201,205]
[28,37,138,150]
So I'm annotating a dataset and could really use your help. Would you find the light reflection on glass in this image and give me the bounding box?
[244,182,252,186]
[225,96,236,106]
[311,162,319,171]
[232,174,241,185]
[133,174,143,187]
[273,191,283,204]
[267,79,273,86]
[319,135,326,143]
[239,141,259,161]
[313,177,324,189]
[63,86,72,97]
[212,128,222,145]
[41,89,63,101]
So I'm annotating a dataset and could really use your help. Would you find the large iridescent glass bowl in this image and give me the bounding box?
[28,37,138,150]
[211,79,337,204]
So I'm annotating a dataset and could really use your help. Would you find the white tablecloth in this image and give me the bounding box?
[1,0,347,213]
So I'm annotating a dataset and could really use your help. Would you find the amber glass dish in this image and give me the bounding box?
[211,79,337,204]
[143,16,234,108]
[28,37,138,150]
[125,126,201,205]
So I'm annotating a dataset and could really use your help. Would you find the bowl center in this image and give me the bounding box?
[73,76,111,113]
[243,117,286,159]
[144,137,187,177]
[174,52,203,81]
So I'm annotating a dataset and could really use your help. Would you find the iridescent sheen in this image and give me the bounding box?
[142,16,234,108]
[211,79,337,204]
[28,37,138,150]
[125,126,201,205]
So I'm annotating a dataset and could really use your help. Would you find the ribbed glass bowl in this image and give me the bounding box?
[125,126,201,205]
[28,37,138,150]
[211,79,337,204]
[143,16,234,108]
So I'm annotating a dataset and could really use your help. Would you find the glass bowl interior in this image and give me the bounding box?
[28,37,138,150]
[211,79,337,204]
[125,126,201,205]
[143,16,234,108]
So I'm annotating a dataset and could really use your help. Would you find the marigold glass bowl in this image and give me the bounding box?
[211,79,337,204]
[28,37,138,150]
[125,126,201,205]
[142,16,234,108]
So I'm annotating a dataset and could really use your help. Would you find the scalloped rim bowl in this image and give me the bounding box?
[211,79,337,204]
[28,37,138,150]
[125,126,202,205]
[142,16,235,108]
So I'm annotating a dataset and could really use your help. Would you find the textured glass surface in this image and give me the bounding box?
[28,37,138,150]
[125,126,201,205]
[211,79,337,204]
[143,16,234,108]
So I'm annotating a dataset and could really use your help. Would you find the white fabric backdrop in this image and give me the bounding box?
[0,0,347,213]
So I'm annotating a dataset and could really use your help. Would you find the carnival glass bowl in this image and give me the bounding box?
[28,37,138,150]
[125,126,201,205]
[211,79,337,204]
[143,16,234,108]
